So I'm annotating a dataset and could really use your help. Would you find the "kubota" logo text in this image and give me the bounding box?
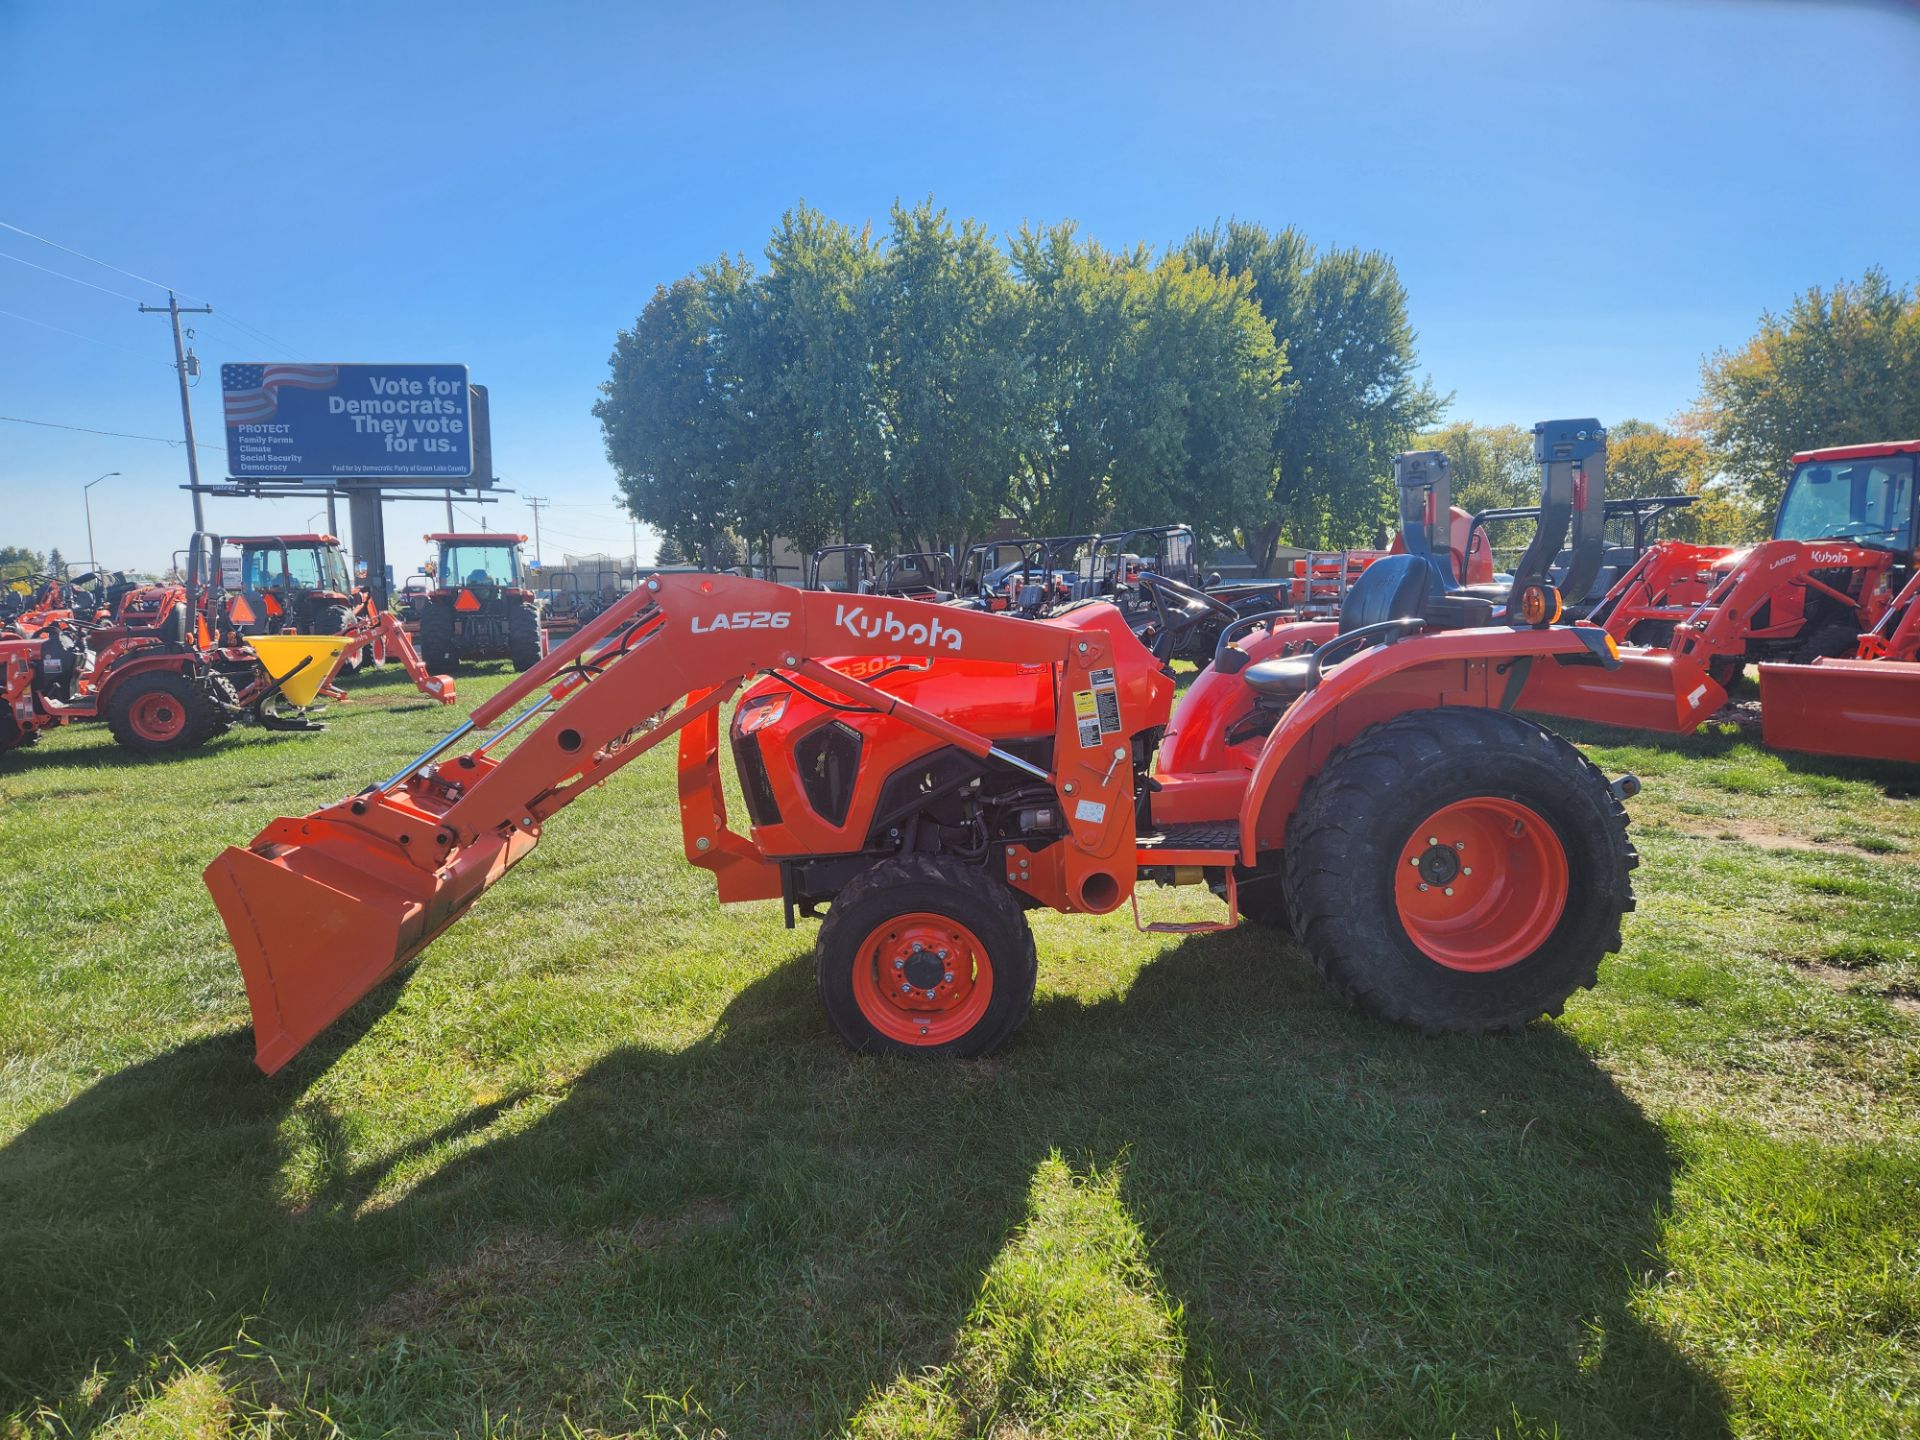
[1808,549,1850,565]
[834,601,964,653]
[690,609,792,634]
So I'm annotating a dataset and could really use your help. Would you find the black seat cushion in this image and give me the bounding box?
[1339,554,1434,632]
[1242,654,1317,699]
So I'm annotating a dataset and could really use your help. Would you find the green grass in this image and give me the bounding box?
[2,674,1917,1437]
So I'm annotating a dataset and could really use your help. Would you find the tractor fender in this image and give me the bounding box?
[1235,625,1615,864]
[91,648,205,707]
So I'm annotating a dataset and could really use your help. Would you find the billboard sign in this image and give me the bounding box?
[221,363,474,481]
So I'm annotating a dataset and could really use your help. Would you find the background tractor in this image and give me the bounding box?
[412,532,546,673]
[224,534,359,638]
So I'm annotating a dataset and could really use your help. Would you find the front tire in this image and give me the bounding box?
[816,854,1037,1057]
[1284,707,1635,1033]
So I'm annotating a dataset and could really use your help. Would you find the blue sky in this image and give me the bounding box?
[3,0,1917,574]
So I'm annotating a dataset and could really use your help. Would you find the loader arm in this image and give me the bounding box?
[205,572,1141,1073]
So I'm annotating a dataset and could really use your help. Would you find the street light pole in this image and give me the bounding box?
[83,471,121,567]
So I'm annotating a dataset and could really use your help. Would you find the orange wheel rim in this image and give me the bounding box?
[128,691,186,743]
[850,912,993,1046]
[1394,798,1568,972]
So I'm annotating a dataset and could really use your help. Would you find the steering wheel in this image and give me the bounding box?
[1133,572,1239,661]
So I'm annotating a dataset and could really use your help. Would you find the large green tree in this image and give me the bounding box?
[0,545,43,584]
[1009,225,1285,544]
[1419,422,1536,516]
[1184,221,1442,572]
[870,201,1035,551]
[1694,268,1920,515]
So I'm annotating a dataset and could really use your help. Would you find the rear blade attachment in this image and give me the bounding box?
[1517,647,1725,735]
[1759,659,1920,764]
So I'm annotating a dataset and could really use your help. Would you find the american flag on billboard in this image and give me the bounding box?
[221,363,340,426]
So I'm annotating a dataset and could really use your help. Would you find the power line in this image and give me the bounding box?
[0,217,300,351]
[0,249,145,302]
[0,307,168,362]
[0,412,224,452]
[0,218,181,297]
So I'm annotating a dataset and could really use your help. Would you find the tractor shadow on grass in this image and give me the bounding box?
[0,933,1729,1438]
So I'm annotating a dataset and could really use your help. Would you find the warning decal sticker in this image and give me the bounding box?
[1090,666,1121,733]
[1073,689,1102,748]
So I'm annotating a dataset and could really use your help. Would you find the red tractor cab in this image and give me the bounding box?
[414,533,546,672]
[222,534,358,637]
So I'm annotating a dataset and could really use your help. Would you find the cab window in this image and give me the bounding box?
[1778,457,1915,551]
[241,545,326,590]
[442,544,519,586]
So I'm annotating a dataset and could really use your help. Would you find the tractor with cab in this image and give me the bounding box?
[412,533,546,673]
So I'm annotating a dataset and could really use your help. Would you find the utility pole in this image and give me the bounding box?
[138,291,215,532]
[629,515,638,575]
[525,495,547,565]
[444,487,455,529]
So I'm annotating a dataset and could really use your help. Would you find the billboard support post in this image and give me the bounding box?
[348,488,389,607]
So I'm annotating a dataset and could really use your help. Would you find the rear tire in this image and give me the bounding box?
[1284,707,1635,1033]
[107,671,216,755]
[417,600,457,673]
[508,602,545,672]
[817,854,1037,1057]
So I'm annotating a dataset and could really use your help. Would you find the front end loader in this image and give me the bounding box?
[206,443,1639,1073]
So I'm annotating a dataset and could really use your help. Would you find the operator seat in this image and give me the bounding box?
[1240,553,1496,701]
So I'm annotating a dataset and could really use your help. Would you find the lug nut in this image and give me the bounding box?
[937,948,948,959]
[1419,882,1429,892]
[894,958,904,969]
[925,988,938,999]
[943,972,953,983]
[1444,886,1454,897]
[1454,841,1465,851]
[900,983,912,993]
[1462,867,1472,876]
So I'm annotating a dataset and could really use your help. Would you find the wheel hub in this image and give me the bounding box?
[900,944,945,990]
[1415,842,1460,886]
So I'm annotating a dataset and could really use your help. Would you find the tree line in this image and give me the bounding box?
[597,208,1918,573]
[596,203,1437,573]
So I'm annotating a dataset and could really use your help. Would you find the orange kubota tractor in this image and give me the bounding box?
[207,421,1640,1074]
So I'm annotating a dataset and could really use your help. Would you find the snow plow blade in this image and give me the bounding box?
[1759,659,1920,764]
[1517,645,1725,734]
[204,808,536,1074]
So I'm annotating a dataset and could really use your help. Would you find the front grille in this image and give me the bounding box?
[796,720,862,826]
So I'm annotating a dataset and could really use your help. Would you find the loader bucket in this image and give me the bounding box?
[205,811,537,1073]
[1759,659,1920,764]
[246,634,351,708]
[1517,646,1725,735]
